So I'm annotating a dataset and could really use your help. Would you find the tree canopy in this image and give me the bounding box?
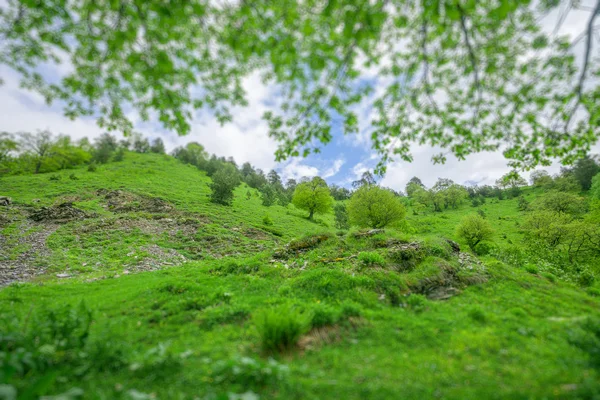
[292,177,334,219]
[1,1,598,172]
[347,185,406,228]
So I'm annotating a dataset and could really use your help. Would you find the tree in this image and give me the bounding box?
[93,133,118,164]
[406,177,425,197]
[260,184,278,207]
[18,130,54,173]
[3,1,597,172]
[536,192,588,216]
[496,172,527,198]
[292,177,333,220]
[565,156,600,191]
[334,203,350,230]
[592,174,600,201]
[352,171,377,189]
[530,170,553,188]
[329,184,351,201]
[456,215,494,250]
[133,136,151,153]
[267,170,283,187]
[347,185,406,229]
[150,138,166,154]
[209,164,241,206]
[0,132,18,163]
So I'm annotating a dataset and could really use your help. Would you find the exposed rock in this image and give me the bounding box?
[56,273,71,278]
[0,196,11,206]
[352,229,385,238]
[273,234,331,259]
[445,239,461,253]
[387,242,426,272]
[29,202,95,222]
[97,189,173,213]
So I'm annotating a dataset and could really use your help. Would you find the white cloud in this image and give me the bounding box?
[322,158,345,178]
[279,158,320,182]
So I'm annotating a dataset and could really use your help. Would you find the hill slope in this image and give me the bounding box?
[1,153,599,399]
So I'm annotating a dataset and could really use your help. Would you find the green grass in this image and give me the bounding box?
[1,153,600,399]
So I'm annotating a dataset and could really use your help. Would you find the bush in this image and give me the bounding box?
[263,214,273,226]
[358,251,386,267]
[348,186,406,228]
[69,173,78,180]
[474,241,496,256]
[524,264,538,274]
[254,306,312,353]
[113,148,125,162]
[578,270,595,287]
[209,164,240,206]
[456,214,494,250]
[387,245,425,271]
[49,174,61,181]
[87,162,97,172]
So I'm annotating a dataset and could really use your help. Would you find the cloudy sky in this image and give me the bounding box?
[0,3,597,191]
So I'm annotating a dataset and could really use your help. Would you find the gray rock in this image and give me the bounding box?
[0,196,11,206]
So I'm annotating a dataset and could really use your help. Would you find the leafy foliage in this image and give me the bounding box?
[1,1,597,171]
[209,164,241,206]
[291,177,333,220]
[456,214,494,250]
[348,186,406,228]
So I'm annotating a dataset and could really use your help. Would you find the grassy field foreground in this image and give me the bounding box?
[1,153,600,399]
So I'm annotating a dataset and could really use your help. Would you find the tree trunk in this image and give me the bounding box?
[308,209,314,220]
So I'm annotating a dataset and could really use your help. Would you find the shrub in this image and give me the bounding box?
[517,196,529,211]
[263,214,273,226]
[524,264,538,274]
[113,148,125,161]
[477,209,486,219]
[209,164,240,206]
[87,161,97,172]
[474,241,496,256]
[69,173,78,180]
[49,174,61,181]
[578,270,595,287]
[456,214,494,250]
[339,301,362,318]
[254,306,312,353]
[358,251,386,267]
[347,186,406,228]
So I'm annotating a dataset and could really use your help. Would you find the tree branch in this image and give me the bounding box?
[564,0,600,132]
[457,3,482,124]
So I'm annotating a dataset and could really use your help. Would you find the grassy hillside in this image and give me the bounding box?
[1,153,600,399]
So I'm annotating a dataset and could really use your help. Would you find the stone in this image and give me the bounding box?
[0,196,11,206]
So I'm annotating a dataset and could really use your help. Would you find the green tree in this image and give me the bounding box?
[347,186,406,229]
[292,177,333,220]
[456,215,494,250]
[209,164,241,206]
[18,130,54,173]
[260,184,278,207]
[565,156,600,191]
[0,132,18,164]
[333,203,350,230]
[150,138,166,154]
[93,133,119,164]
[536,192,588,216]
[592,174,600,201]
[530,170,553,188]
